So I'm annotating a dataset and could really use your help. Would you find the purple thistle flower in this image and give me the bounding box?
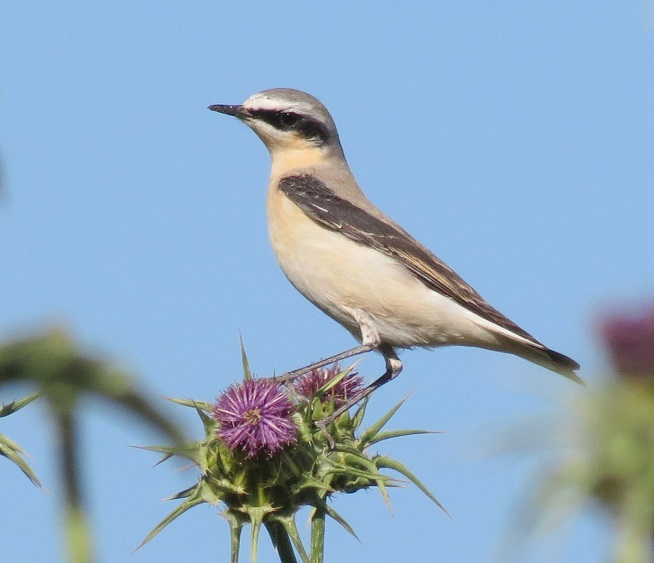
[598,306,654,380]
[295,364,364,407]
[212,379,297,457]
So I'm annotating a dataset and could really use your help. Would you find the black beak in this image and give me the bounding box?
[208,104,249,119]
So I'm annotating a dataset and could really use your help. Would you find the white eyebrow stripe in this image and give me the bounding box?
[243,94,313,115]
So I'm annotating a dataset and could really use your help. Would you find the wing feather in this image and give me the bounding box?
[278,174,539,344]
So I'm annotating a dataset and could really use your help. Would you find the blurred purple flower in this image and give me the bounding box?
[598,306,654,380]
[212,379,296,457]
[295,364,364,407]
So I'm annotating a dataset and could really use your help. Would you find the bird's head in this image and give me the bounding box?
[209,89,344,160]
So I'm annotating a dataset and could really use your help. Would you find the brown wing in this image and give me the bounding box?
[278,174,539,344]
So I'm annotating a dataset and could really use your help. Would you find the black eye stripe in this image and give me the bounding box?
[249,109,331,143]
[248,109,298,129]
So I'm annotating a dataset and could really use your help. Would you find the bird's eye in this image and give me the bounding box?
[279,112,300,128]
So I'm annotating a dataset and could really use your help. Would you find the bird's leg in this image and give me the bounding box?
[274,342,377,384]
[275,308,382,384]
[316,345,403,442]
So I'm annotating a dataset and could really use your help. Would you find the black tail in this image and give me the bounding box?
[525,345,583,384]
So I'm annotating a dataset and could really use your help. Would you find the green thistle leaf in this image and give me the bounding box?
[350,398,368,429]
[138,490,206,549]
[313,365,354,397]
[0,392,42,487]
[0,392,41,417]
[358,396,409,446]
[240,336,253,381]
[311,498,358,539]
[134,443,200,466]
[291,475,334,495]
[367,429,438,446]
[325,459,392,486]
[165,397,213,412]
[376,455,447,514]
[164,484,200,501]
[0,434,42,488]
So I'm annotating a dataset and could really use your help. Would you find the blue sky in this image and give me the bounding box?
[1,2,653,561]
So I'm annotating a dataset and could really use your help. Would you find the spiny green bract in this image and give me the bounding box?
[140,361,442,563]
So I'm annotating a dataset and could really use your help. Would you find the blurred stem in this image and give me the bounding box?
[264,521,298,563]
[58,411,94,563]
[310,508,325,563]
[613,491,654,563]
[615,518,649,563]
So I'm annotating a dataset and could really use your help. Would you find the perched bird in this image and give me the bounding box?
[209,88,581,415]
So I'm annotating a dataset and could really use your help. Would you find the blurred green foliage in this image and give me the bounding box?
[0,328,185,563]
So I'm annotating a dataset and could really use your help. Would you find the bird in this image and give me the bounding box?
[208,88,581,418]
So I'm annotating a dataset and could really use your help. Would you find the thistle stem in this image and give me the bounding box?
[229,521,242,563]
[265,521,299,563]
[310,508,326,563]
[251,520,261,563]
[58,411,95,563]
[280,515,310,563]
